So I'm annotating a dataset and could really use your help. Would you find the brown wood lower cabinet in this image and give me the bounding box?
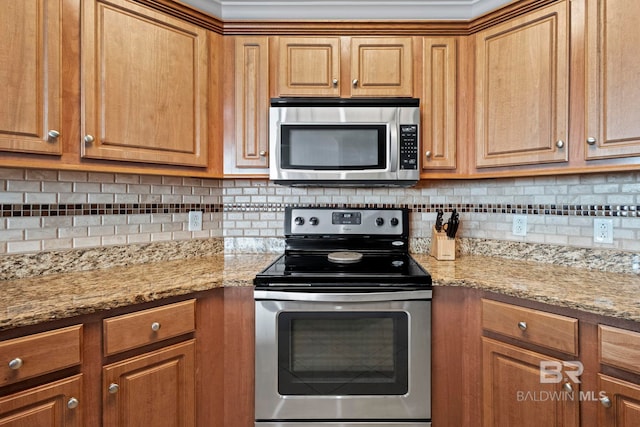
[0,375,83,427]
[482,337,579,427]
[103,340,195,427]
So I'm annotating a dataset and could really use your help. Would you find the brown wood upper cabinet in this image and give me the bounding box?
[0,0,62,156]
[421,37,458,170]
[585,0,640,160]
[275,36,413,98]
[474,1,569,168]
[81,0,209,167]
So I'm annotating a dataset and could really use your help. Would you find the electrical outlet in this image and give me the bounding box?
[593,218,613,244]
[188,211,203,231]
[512,215,527,236]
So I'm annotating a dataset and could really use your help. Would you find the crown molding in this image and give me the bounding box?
[180,0,515,21]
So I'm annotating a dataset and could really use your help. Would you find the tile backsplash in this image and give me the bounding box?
[1,168,639,256]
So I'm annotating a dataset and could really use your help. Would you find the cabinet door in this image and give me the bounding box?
[350,37,413,97]
[585,0,640,159]
[103,340,195,427]
[0,0,61,155]
[277,37,340,97]
[422,37,457,170]
[598,374,640,427]
[234,37,270,169]
[81,0,208,167]
[0,375,82,427]
[475,2,568,168]
[483,337,579,427]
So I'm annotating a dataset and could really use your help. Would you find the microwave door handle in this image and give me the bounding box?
[389,124,398,172]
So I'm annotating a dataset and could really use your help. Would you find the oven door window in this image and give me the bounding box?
[277,311,409,395]
[280,125,387,170]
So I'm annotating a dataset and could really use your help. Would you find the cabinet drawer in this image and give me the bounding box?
[103,300,195,356]
[0,325,82,387]
[482,299,578,355]
[599,325,640,375]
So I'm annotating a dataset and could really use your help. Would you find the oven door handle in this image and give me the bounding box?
[254,289,432,302]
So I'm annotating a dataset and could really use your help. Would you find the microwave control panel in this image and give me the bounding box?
[399,125,418,170]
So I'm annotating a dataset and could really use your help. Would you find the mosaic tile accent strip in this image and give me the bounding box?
[1,203,223,218]
[222,202,640,217]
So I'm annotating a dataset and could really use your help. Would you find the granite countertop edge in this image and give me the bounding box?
[1,253,639,332]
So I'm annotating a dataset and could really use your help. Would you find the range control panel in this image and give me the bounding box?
[399,124,418,170]
[287,208,406,236]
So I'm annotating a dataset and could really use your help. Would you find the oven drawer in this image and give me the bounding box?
[103,300,195,356]
[0,325,82,386]
[482,299,578,355]
[599,325,640,375]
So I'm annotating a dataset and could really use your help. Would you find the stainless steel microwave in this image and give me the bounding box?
[269,98,420,187]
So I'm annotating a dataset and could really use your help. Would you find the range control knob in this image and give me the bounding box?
[390,218,399,226]
[375,217,385,226]
[294,217,305,226]
[309,217,319,226]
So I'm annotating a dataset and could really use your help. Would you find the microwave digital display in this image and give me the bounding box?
[280,124,387,170]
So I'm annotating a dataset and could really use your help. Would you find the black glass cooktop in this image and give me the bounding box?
[254,252,432,287]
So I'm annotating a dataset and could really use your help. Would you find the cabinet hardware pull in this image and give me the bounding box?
[8,358,22,370]
[425,151,432,158]
[48,130,60,141]
[556,140,565,149]
[562,382,573,393]
[151,322,161,332]
[332,78,338,87]
[67,397,79,409]
[84,135,95,144]
[586,137,597,145]
[517,321,527,331]
[259,151,267,157]
[600,395,612,408]
[352,79,358,87]
[108,383,120,394]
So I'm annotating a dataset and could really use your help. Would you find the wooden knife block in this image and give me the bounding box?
[431,226,456,260]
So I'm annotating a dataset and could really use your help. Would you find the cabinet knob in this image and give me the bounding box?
[332,78,338,87]
[562,382,573,393]
[517,321,527,331]
[151,322,161,332]
[48,130,60,141]
[67,397,80,410]
[600,395,612,408]
[84,135,95,145]
[259,151,267,157]
[8,358,23,370]
[586,137,597,145]
[425,151,432,158]
[108,383,120,394]
[352,79,358,87]
[556,140,565,149]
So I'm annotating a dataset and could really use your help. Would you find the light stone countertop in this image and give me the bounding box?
[0,253,277,331]
[1,252,640,332]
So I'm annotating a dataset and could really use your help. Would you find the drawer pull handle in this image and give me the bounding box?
[8,358,23,370]
[151,322,161,332]
[517,321,527,331]
[600,395,612,408]
[586,137,597,146]
[563,382,573,393]
[108,383,120,394]
[84,134,95,145]
[67,397,79,409]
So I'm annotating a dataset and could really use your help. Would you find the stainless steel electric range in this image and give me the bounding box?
[254,207,432,427]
